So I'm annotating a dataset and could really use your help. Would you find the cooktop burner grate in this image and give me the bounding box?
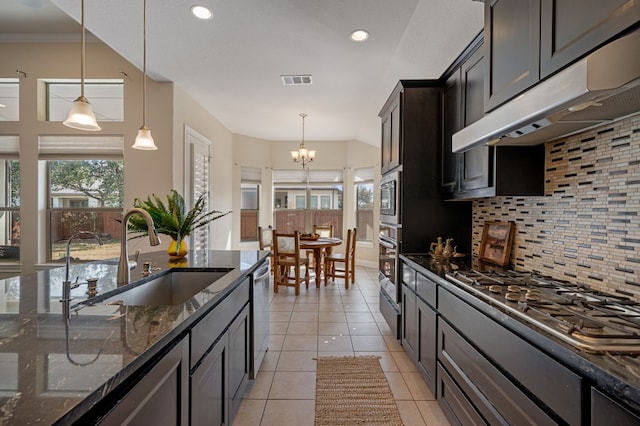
[446,269,640,353]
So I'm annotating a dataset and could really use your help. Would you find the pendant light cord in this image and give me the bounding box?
[142,0,147,126]
[80,0,86,98]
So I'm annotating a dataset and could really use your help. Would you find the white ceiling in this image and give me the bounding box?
[0,0,484,146]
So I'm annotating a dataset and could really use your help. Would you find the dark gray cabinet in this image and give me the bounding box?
[400,260,437,395]
[485,0,640,112]
[401,282,418,362]
[379,80,472,253]
[380,94,401,174]
[441,36,545,200]
[484,0,541,111]
[191,333,227,426]
[441,72,461,194]
[460,45,491,193]
[190,278,250,426]
[191,304,250,426]
[540,0,640,78]
[438,286,582,425]
[591,388,640,425]
[228,305,251,421]
[98,337,190,426]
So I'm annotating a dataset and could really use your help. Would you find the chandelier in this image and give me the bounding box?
[290,113,315,168]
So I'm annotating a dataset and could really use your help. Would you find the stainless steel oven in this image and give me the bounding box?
[379,224,401,337]
[380,171,400,225]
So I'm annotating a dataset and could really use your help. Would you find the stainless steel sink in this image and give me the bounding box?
[101,270,231,306]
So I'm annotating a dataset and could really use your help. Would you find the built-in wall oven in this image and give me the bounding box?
[380,171,400,225]
[379,182,402,338]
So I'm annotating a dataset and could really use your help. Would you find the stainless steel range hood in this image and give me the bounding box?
[452,29,640,153]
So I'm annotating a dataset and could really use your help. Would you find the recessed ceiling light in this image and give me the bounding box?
[191,5,213,20]
[350,29,369,42]
[0,104,5,108]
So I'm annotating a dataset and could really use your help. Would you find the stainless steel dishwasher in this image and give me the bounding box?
[250,259,270,378]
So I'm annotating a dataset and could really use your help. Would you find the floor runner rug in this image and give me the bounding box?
[314,356,404,425]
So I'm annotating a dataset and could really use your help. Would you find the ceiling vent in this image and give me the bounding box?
[281,75,312,85]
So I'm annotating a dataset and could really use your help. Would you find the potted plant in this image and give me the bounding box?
[128,189,230,258]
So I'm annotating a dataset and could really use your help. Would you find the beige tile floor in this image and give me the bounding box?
[232,266,450,426]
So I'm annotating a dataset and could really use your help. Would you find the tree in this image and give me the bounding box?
[357,183,374,209]
[49,160,124,207]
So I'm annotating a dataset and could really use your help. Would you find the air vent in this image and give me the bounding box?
[281,75,312,85]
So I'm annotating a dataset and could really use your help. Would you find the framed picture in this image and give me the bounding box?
[478,221,515,266]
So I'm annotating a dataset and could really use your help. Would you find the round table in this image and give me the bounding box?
[300,237,342,287]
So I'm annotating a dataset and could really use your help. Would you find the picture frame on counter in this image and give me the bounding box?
[479,221,514,266]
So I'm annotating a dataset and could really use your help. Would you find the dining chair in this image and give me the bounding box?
[257,225,274,272]
[306,224,334,271]
[324,228,356,288]
[272,230,310,296]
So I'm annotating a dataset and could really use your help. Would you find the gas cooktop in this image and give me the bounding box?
[445,269,640,354]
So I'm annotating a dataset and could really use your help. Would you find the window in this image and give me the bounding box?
[40,135,124,262]
[240,166,261,242]
[0,157,20,261]
[46,80,124,122]
[354,167,374,243]
[0,80,19,121]
[273,169,343,237]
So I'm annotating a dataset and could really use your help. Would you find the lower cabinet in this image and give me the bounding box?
[416,298,436,395]
[191,332,228,426]
[228,304,251,422]
[591,388,640,426]
[401,280,437,395]
[438,287,582,425]
[190,286,251,426]
[98,336,190,425]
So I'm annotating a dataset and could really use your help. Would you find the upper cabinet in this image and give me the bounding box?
[442,36,545,199]
[484,0,640,112]
[484,0,540,111]
[380,92,401,174]
[540,0,640,78]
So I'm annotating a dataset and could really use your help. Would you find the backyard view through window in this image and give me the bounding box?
[273,169,343,237]
[0,160,20,261]
[355,167,374,243]
[48,160,123,262]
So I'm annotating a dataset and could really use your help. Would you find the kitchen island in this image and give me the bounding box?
[0,249,269,425]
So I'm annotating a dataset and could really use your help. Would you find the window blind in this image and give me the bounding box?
[273,169,343,183]
[38,135,124,159]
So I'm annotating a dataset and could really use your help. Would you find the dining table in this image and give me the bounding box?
[299,237,342,286]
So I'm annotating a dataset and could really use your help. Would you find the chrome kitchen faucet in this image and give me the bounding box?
[117,208,161,285]
[61,231,103,320]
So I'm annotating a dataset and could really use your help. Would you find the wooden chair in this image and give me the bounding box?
[306,224,334,271]
[272,230,310,296]
[258,225,274,272]
[324,228,357,288]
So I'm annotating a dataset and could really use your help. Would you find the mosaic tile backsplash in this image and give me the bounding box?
[472,114,640,299]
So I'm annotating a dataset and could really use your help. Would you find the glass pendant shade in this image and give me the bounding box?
[132,126,157,150]
[63,96,101,131]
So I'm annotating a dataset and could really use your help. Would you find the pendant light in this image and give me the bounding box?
[63,0,101,131]
[132,0,158,150]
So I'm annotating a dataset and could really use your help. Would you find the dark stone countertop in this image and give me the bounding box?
[0,249,269,425]
[401,253,640,415]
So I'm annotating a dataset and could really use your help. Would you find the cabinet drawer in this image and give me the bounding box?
[437,363,487,426]
[401,262,416,292]
[439,287,582,425]
[591,388,640,426]
[416,271,436,307]
[439,318,556,425]
[191,277,250,367]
